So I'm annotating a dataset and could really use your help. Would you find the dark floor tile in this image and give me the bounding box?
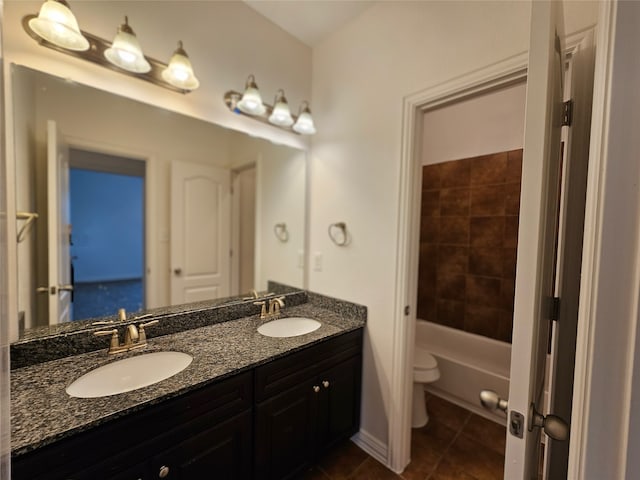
[317,440,369,479]
[348,457,402,479]
[442,434,505,480]
[426,395,472,432]
[403,417,458,479]
[301,466,332,480]
[429,459,477,480]
[460,414,507,456]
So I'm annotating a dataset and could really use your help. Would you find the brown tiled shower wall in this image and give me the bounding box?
[417,149,523,343]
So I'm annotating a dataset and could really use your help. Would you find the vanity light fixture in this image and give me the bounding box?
[104,16,151,73]
[28,0,89,51]
[22,3,199,93]
[162,41,200,90]
[292,102,317,135]
[237,75,266,115]
[224,75,317,135]
[268,90,294,127]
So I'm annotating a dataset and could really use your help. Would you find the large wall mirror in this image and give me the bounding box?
[11,64,307,341]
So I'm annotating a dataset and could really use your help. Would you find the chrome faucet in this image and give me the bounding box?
[94,319,159,355]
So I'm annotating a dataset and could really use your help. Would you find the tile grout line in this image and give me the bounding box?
[424,410,474,480]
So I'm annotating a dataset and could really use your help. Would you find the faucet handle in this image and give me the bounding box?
[138,319,159,343]
[94,329,120,352]
[254,301,267,319]
[118,308,127,321]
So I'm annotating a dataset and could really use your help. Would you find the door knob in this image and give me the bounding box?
[480,390,508,413]
[530,404,569,441]
[58,284,74,292]
[174,268,182,275]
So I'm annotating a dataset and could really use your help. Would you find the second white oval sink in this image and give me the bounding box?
[66,351,193,398]
[257,317,321,338]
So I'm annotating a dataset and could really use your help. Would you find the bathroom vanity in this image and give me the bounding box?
[10,291,365,480]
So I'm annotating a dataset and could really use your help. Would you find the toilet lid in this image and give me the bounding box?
[415,347,438,370]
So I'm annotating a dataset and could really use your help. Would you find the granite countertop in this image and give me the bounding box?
[11,302,365,456]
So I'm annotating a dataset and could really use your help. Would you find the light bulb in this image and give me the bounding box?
[268,90,294,127]
[293,102,317,135]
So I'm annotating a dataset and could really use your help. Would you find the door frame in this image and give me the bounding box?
[63,135,159,310]
[390,29,597,474]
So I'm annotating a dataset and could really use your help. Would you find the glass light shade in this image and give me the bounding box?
[161,41,199,90]
[237,75,265,115]
[268,91,294,127]
[293,104,316,135]
[104,17,151,73]
[28,0,89,51]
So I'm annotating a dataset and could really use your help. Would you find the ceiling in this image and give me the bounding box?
[243,0,376,47]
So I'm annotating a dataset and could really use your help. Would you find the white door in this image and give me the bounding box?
[170,161,231,304]
[503,1,567,477]
[46,120,73,324]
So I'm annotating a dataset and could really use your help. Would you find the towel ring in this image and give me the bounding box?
[16,212,39,243]
[328,222,349,246]
[273,223,289,242]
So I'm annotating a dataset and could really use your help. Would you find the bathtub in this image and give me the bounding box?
[415,319,511,423]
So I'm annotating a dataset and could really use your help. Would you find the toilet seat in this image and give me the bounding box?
[414,347,440,383]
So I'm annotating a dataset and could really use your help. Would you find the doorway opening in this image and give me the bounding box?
[69,149,145,320]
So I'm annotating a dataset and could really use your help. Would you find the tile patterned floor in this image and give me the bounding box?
[304,393,506,480]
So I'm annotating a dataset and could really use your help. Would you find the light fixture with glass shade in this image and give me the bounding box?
[104,16,151,73]
[237,75,266,115]
[292,102,317,135]
[268,90,294,127]
[161,41,200,91]
[224,76,317,135]
[28,0,89,51]
[23,4,198,94]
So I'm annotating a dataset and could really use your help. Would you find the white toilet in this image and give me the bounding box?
[412,346,440,428]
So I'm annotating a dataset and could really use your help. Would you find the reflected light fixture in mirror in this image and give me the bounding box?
[224,75,317,135]
[104,16,151,73]
[23,2,199,93]
[28,0,89,51]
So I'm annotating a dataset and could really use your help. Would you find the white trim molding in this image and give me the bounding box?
[352,429,388,468]
[569,1,640,478]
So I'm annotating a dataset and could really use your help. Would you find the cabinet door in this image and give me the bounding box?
[316,355,362,453]
[254,380,317,480]
[150,411,252,480]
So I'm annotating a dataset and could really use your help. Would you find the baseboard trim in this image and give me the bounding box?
[351,429,390,470]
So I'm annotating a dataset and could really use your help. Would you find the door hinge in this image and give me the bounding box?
[562,99,573,126]
[550,296,560,322]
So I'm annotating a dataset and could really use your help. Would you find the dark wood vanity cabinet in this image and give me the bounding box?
[12,371,254,480]
[254,329,363,479]
[12,328,363,480]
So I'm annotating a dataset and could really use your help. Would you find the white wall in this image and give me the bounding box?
[309,0,597,457]
[422,81,526,165]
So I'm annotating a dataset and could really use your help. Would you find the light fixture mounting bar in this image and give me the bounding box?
[22,14,190,94]
[224,90,302,135]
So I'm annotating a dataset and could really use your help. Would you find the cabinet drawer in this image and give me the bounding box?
[255,329,363,402]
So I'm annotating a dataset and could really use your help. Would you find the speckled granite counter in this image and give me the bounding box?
[11,300,366,457]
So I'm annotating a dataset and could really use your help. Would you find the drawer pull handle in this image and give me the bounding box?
[159,465,170,478]
[313,385,320,393]
[322,380,330,388]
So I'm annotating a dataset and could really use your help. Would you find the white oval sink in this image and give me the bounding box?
[257,317,321,338]
[66,351,193,398]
